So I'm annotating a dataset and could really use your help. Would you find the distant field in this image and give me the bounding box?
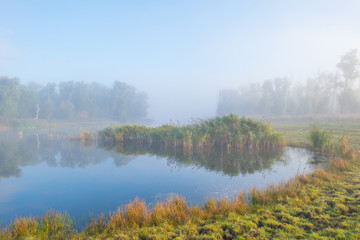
[0,118,122,133]
[2,116,360,148]
[268,118,360,148]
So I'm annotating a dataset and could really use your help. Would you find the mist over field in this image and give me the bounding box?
[1,1,360,123]
[2,2,360,239]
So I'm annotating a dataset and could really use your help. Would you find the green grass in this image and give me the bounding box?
[271,118,360,148]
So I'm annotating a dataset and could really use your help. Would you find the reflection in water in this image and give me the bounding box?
[102,143,286,177]
[0,133,135,180]
[0,136,40,180]
[0,132,322,226]
[0,133,322,180]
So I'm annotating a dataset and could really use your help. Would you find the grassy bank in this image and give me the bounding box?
[99,114,284,150]
[0,118,122,133]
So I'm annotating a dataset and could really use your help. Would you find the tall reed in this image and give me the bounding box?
[0,212,74,239]
[99,114,284,151]
[309,127,333,152]
[308,127,353,157]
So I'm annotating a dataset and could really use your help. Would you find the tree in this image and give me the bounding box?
[71,81,93,119]
[58,81,75,119]
[240,83,261,115]
[272,77,290,115]
[259,80,274,115]
[38,83,58,119]
[320,71,342,114]
[88,82,110,118]
[0,76,20,117]
[216,89,241,116]
[18,83,39,118]
[337,49,360,113]
[110,81,137,122]
[129,92,148,120]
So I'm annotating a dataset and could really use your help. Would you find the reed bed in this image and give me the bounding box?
[99,114,284,150]
[309,127,354,158]
[0,212,74,239]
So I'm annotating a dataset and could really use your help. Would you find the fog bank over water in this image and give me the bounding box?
[1,1,360,123]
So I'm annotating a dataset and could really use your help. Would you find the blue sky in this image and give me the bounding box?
[1,1,360,122]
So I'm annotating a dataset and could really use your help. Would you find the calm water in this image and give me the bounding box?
[0,131,323,226]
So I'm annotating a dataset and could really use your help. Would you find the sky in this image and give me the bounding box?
[1,0,360,123]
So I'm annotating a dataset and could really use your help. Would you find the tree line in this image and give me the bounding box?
[217,49,360,116]
[0,78,148,122]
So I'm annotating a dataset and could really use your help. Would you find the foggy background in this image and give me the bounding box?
[1,1,360,123]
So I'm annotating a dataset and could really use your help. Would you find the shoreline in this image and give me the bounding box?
[0,120,359,239]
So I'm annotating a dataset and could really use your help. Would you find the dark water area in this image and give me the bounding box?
[0,131,324,227]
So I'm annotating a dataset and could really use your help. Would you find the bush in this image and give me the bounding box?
[309,127,353,157]
[309,127,333,152]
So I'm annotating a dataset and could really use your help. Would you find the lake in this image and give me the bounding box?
[0,130,323,227]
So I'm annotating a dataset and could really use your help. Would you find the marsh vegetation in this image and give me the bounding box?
[99,114,284,151]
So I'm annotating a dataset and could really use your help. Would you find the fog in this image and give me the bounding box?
[1,1,360,123]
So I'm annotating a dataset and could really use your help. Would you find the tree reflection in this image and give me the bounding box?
[101,143,286,177]
[0,133,134,180]
[0,133,287,180]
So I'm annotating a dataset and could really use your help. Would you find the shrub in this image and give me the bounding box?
[308,127,333,152]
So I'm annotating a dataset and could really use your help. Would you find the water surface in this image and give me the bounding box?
[0,131,322,226]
